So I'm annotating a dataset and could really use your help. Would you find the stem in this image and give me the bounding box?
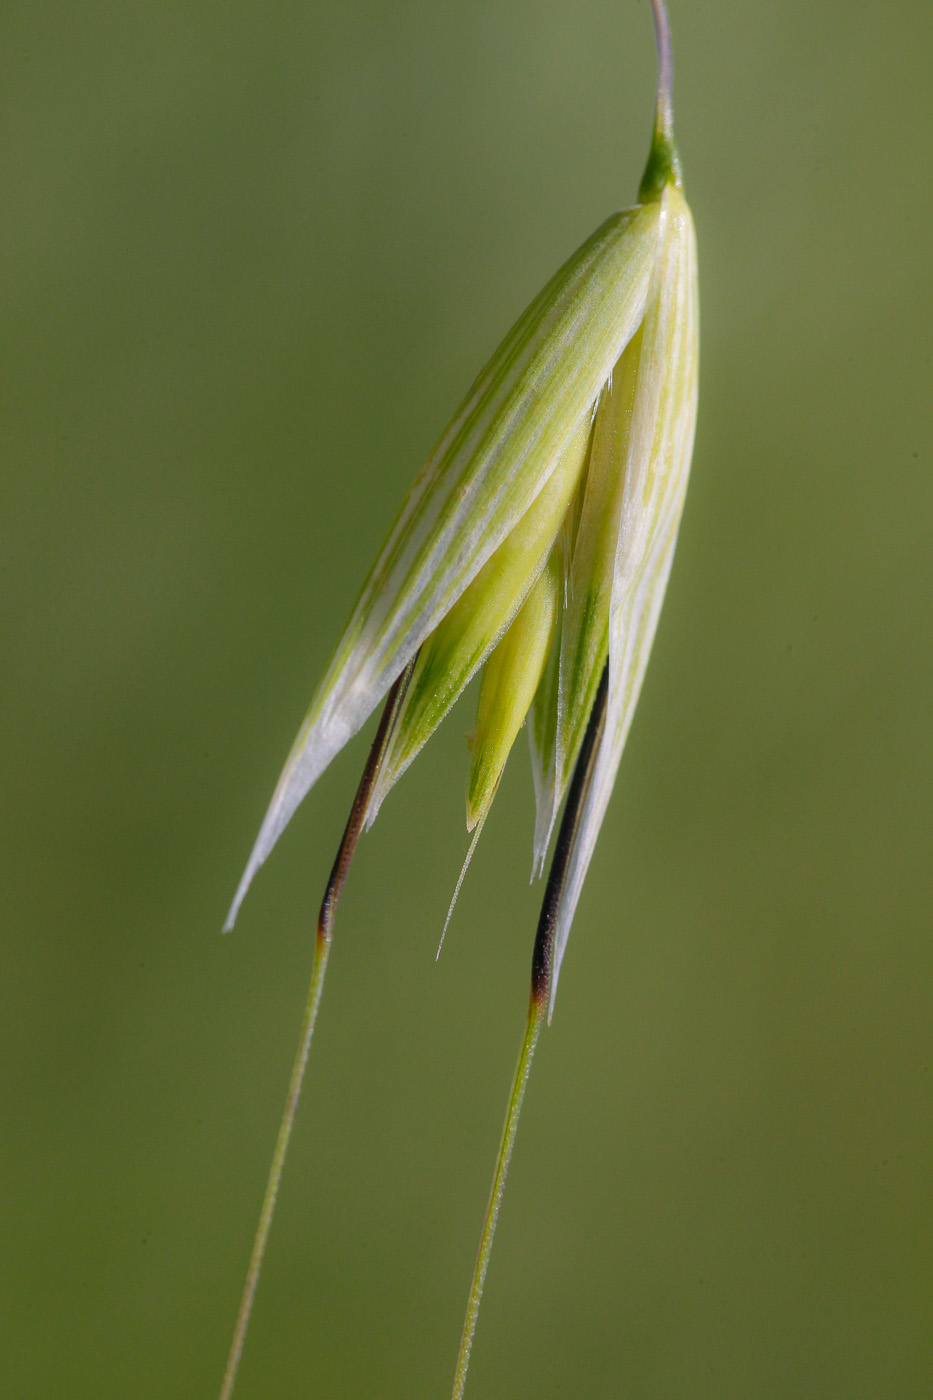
[219,660,416,1400]
[649,0,675,154]
[639,0,682,200]
[451,992,545,1400]
[450,663,610,1399]
[219,931,331,1400]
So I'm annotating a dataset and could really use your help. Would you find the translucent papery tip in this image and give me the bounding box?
[223,699,364,930]
[223,791,293,931]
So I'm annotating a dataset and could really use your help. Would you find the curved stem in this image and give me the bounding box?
[219,660,416,1400]
[649,0,675,152]
[639,0,682,199]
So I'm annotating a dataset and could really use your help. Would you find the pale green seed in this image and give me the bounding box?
[467,553,561,832]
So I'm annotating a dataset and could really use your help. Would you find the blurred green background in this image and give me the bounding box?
[2,1,932,1396]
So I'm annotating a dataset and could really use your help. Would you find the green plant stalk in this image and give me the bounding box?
[450,662,609,1399]
[219,660,416,1400]
[451,991,544,1400]
[639,0,681,199]
[218,930,331,1400]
